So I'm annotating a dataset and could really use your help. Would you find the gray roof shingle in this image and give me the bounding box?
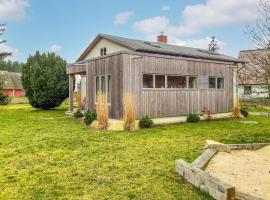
[78,33,243,63]
[0,71,23,90]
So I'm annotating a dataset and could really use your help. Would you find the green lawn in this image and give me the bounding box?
[0,105,270,200]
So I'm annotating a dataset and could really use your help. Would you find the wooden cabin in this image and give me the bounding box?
[67,33,243,119]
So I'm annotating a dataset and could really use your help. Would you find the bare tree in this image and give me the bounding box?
[0,24,11,60]
[244,0,270,97]
[208,36,219,53]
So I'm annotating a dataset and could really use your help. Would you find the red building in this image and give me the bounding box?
[0,71,24,97]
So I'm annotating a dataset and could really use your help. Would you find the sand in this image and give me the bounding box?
[205,145,270,199]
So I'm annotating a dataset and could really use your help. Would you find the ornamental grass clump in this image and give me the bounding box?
[232,96,244,119]
[96,93,109,130]
[123,93,136,131]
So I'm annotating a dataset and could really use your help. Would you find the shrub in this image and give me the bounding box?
[96,93,108,130]
[74,109,83,119]
[123,93,136,131]
[0,84,9,105]
[187,114,200,123]
[22,51,68,110]
[240,107,249,117]
[84,110,97,125]
[139,116,154,128]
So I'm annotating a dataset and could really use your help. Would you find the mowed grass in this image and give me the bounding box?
[0,105,270,200]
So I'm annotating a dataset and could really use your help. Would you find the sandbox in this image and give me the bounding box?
[176,142,270,200]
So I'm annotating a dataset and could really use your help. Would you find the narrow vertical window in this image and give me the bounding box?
[209,77,216,89]
[155,75,165,88]
[107,75,111,103]
[217,78,224,89]
[101,76,106,93]
[95,76,99,102]
[143,74,154,88]
[188,77,197,88]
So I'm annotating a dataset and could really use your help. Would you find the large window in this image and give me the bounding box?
[167,76,186,88]
[143,74,153,88]
[95,74,111,103]
[155,75,165,88]
[209,77,224,89]
[142,74,197,89]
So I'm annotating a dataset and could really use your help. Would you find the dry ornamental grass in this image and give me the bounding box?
[96,93,109,130]
[123,93,136,131]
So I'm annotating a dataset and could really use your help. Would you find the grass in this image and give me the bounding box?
[0,105,270,200]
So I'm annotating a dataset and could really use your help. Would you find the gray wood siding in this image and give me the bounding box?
[122,54,234,118]
[86,54,123,119]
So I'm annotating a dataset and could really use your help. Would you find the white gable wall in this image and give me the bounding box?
[83,38,131,60]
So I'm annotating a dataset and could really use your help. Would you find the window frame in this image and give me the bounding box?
[142,74,198,90]
[244,85,252,95]
[208,76,225,90]
[95,74,111,105]
[100,47,107,56]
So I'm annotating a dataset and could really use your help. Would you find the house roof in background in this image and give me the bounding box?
[77,33,244,63]
[0,71,23,90]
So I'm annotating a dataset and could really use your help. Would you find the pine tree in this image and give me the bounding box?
[0,24,11,60]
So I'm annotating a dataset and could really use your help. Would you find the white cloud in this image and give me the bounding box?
[133,0,260,39]
[114,11,134,25]
[49,44,62,53]
[0,0,30,21]
[133,16,171,39]
[162,5,170,11]
[0,40,19,61]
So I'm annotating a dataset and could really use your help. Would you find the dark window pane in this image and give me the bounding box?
[188,77,197,88]
[101,76,106,93]
[244,86,252,94]
[155,75,165,88]
[100,48,103,56]
[104,48,107,55]
[143,74,153,88]
[217,78,224,89]
[167,76,186,88]
[209,77,216,89]
[107,75,111,103]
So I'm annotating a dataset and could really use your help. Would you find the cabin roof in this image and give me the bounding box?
[77,33,244,63]
[0,71,23,90]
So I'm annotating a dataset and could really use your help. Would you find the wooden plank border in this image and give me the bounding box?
[176,143,270,200]
[191,149,218,170]
[176,160,235,200]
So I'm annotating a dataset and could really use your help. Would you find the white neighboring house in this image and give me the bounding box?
[238,49,269,99]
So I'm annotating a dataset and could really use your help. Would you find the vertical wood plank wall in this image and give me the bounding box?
[122,54,234,118]
[86,54,123,119]
[84,53,234,119]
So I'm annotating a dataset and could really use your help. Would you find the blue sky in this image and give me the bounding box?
[0,0,259,63]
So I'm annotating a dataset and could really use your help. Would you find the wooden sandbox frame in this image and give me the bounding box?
[176,143,270,200]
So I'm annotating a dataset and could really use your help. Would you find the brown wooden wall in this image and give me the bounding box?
[122,53,235,118]
[84,52,235,119]
[86,54,123,119]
